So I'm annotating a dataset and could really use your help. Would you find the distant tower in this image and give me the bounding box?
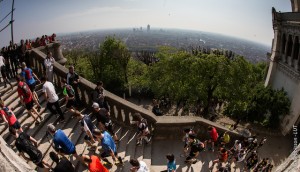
[147,24,150,32]
[265,2,300,135]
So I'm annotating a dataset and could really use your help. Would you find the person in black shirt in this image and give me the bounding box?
[75,112,98,150]
[92,102,118,141]
[66,66,80,103]
[184,133,204,164]
[91,81,104,103]
[50,151,75,172]
[15,131,51,171]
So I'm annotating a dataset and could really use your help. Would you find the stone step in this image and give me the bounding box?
[121,130,138,172]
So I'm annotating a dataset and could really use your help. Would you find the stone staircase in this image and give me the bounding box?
[0,80,155,172]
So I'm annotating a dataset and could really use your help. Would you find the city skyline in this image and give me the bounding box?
[0,0,291,47]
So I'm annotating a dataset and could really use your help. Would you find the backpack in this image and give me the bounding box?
[65,85,75,97]
[3,107,13,117]
[18,82,31,98]
[24,68,32,81]
[16,133,41,162]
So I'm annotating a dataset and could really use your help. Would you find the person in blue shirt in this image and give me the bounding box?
[94,130,123,166]
[166,154,176,172]
[20,62,42,111]
[47,124,84,164]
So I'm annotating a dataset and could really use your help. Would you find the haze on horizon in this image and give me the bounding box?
[0,0,291,47]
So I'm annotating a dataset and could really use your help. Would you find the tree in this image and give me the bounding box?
[86,36,130,94]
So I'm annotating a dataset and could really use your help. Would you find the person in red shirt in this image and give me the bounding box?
[82,154,109,172]
[207,126,219,152]
[211,148,231,170]
[0,99,23,136]
[16,75,42,124]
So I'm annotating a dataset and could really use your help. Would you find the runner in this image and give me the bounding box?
[74,113,98,150]
[20,62,42,112]
[131,113,151,146]
[15,131,51,171]
[61,78,81,116]
[0,99,23,136]
[16,75,42,124]
[47,124,83,163]
[94,130,123,166]
[184,133,205,164]
[82,154,109,172]
[41,76,65,122]
[49,151,75,172]
[129,158,149,172]
[92,102,118,141]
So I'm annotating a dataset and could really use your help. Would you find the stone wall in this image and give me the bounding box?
[275,144,300,172]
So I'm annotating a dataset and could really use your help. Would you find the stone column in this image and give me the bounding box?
[284,35,290,63]
[291,35,296,67]
[52,42,67,66]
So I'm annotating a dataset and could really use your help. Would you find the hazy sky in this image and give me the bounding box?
[0,0,291,47]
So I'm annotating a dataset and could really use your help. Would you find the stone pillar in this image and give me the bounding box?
[291,36,296,67]
[52,42,67,65]
[284,35,290,63]
[298,44,300,71]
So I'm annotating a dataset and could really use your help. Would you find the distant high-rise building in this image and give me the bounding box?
[147,24,150,32]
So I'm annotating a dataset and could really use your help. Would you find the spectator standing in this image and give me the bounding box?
[0,53,13,89]
[18,39,26,64]
[82,154,109,172]
[66,66,80,104]
[41,77,65,122]
[9,43,19,77]
[49,151,75,172]
[44,52,55,83]
[91,81,104,104]
[21,62,42,112]
[16,75,42,124]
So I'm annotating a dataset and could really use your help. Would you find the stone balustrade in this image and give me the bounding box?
[28,43,243,145]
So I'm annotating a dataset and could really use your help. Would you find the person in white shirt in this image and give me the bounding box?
[44,52,55,83]
[129,159,149,172]
[41,76,64,122]
[0,54,12,89]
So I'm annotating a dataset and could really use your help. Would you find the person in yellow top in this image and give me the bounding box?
[220,131,230,148]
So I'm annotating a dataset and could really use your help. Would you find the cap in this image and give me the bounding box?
[47,124,56,132]
[92,102,99,109]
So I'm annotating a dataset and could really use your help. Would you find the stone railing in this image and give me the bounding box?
[28,43,243,143]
